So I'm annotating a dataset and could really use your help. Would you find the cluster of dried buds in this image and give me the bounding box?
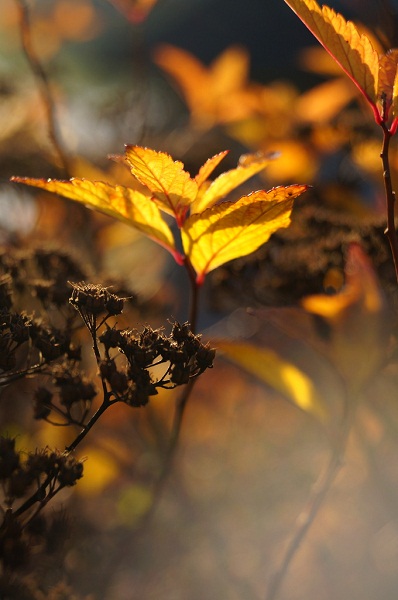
[33,363,96,423]
[0,436,83,569]
[31,283,215,420]
[98,320,216,406]
[67,282,215,408]
[0,250,216,582]
[69,281,125,330]
[0,247,91,385]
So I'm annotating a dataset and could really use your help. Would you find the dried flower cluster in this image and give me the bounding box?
[0,436,83,569]
[98,320,215,406]
[69,281,125,331]
[0,246,215,588]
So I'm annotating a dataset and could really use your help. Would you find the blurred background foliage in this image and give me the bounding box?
[2,1,398,599]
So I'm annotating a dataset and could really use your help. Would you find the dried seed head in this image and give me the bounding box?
[8,468,35,499]
[56,454,84,487]
[99,324,123,349]
[69,282,124,317]
[30,319,71,361]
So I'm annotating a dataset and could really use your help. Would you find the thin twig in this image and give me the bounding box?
[13,473,53,518]
[65,398,113,453]
[0,361,47,387]
[265,395,355,600]
[153,255,201,475]
[184,255,200,333]
[137,258,201,523]
[15,0,70,176]
[380,122,398,283]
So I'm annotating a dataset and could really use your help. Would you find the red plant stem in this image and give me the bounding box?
[380,123,398,283]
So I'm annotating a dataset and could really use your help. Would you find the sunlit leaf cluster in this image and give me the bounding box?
[12,147,308,284]
[283,0,398,129]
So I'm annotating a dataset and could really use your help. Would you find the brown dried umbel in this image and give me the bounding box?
[29,318,73,362]
[0,439,84,511]
[0,438,83,573]
[0,246,215,584]
[0,246,90,393]
[69,281,125,331]
[0,308,31,372]
[98,322,215,407]
[32,361,97,425]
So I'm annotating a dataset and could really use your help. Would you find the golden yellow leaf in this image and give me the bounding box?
[393,66,398,121]
[217,340,327,420]
[259,140,316,184]
[378,50,398,121]
[299,45,346,76]
[153,45,210,118]
[296,78,356,124]
[11,177,180,260]
[194,151,229,188]
[153,44,263,128]
[302,243,386,391]
[182,185,308,283]
[124,145,198,226]
[210,45,250,96]
[377,49,398,112]
[192,152,272,214]
[283,0,380,121]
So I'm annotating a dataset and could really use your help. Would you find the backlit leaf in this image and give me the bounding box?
[192,152,272,213]
[393,67,398,121]
[153,45,209,120]
[11,177,179,260]
[124,145,198,226]
[194,151,229,188]
[295,78,356,124]
[153,44,264,128]
[283,0,380,121]
[211,45,250,95]
[182,185,308,284]
[379,50,398,119]
[302,244,386,391]
[217,340,327,420]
